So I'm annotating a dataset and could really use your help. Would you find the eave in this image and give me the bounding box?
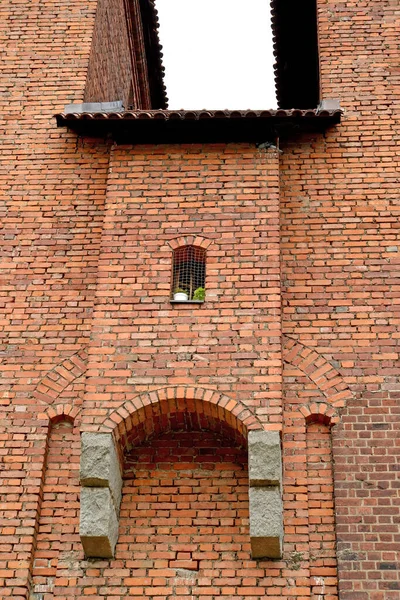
[55,108,341,145]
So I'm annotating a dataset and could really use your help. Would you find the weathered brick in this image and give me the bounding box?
[2,0,399,598]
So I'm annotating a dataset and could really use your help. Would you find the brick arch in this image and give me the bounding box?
[43,403,80,426]
[167,235,213,250]
[33,350,87,405]
[300,402,340,427]
[283,337,353,422]
[101,386,263,453]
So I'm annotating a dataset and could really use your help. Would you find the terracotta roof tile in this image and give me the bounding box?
[56,108,341,122]
[55,108,342,144]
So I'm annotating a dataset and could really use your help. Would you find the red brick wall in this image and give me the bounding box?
[0,0,108,399]
[0,0,107,595]
[84,0,136,108]
[82,144,283,432]
[30,420,79,598]
[1,0,399,597]
[334,393,400,599]
[307,423,337,599]
[279,0,400,596]
[30,427,338,599]
[120,431,251,598]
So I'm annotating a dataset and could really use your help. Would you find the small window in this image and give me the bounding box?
[171,245,206,302]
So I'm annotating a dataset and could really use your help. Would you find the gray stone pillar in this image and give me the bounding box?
[79,432,122,558]
[248,430,283,559]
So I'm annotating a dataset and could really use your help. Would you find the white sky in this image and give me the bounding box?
[155,0,277,110]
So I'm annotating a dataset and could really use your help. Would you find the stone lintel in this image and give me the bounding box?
[249,486,283,559]
[80,432,122,509]
[248,430,282,486]
[80,487,119,558]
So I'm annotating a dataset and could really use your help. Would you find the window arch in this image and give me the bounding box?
[171,245,206,302]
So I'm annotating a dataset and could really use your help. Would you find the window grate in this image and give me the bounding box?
[171,246,206,302]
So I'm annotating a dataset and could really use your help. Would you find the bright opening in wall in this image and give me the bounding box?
[155,0,277,110]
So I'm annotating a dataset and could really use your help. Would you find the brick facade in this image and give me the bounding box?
[1,0,399,599]
[84,0,136,108]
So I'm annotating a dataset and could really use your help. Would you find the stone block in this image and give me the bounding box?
[80,432,122,509]
[248,430,282,486]
[64,100,123,114]
[249,486,283,559]
[80,487,119,558]
[317,98,340,112]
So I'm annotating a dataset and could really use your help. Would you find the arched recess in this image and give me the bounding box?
[80,387,284,560]
[282,338,351,599]
[33,350,87,405]
[306,420,338,599]
[101,386,264,454]
[28,405,80,600]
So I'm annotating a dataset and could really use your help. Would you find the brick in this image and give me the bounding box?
[2,0,399,597]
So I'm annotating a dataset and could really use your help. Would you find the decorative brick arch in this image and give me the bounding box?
[167,235,213,251]
[283,337,353,424]
[101,386,263,452]
[33,350,87,405]
[42,403,80,426]
[299,402,340,427]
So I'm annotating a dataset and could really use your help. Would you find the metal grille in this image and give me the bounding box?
[172,246,206,301]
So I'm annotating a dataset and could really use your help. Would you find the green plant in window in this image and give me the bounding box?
[193,287,205,301]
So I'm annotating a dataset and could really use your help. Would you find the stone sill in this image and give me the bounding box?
[170,300,204,305]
